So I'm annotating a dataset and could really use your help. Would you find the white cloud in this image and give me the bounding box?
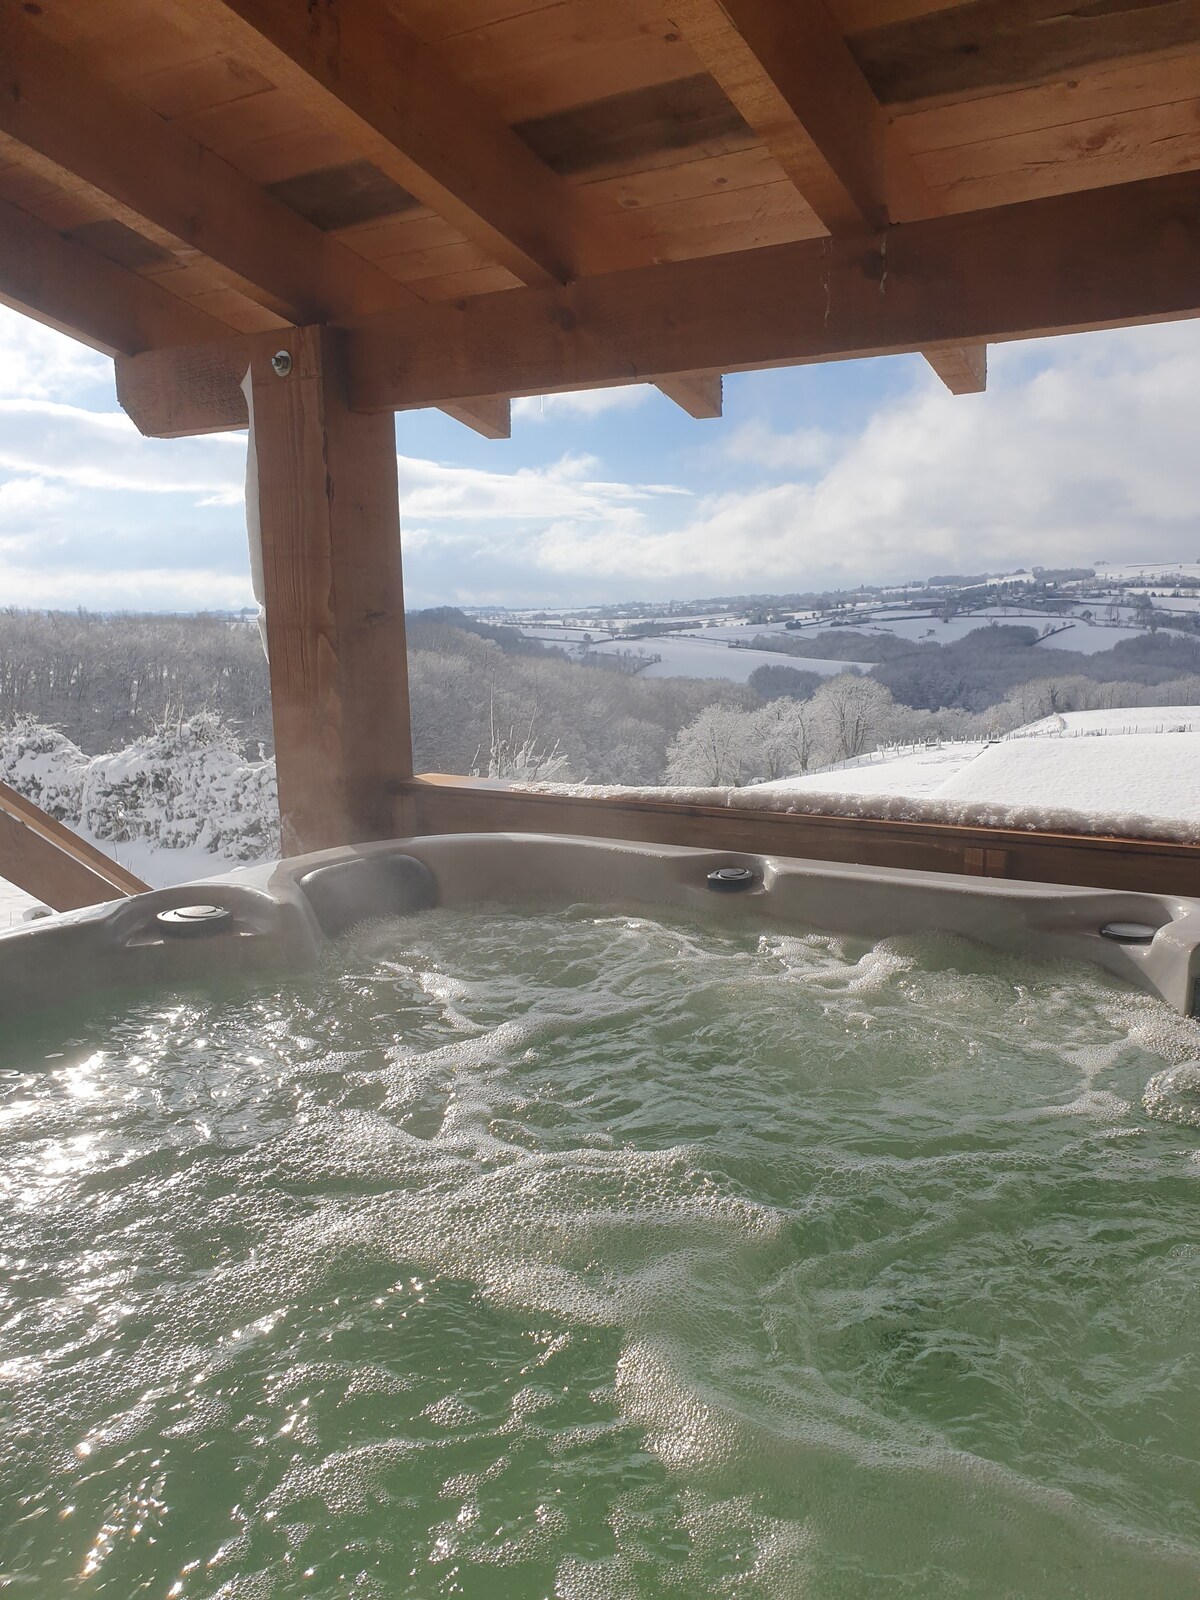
[396,450,687,525]
[724,418,834,471]
[0,563,253,611]
[0,305,112,401]
[1,293,1198,611]
[526,323,1200,591]
[0,399,245,504]
[512,386,653,421]
[0,476,74,527]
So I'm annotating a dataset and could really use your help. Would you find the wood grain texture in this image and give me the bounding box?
[0,778,148,910]
[342,169,1200,408]
[404,778,1200,898]
[655,372,723,417]
[0,194,229,354]
[852,0,1200,106]
[248,327,413,854]
[515,74,753,179]
[182,0,604,286]
[120,169,1200,427]
[660,0,986,387]
[180,0,724,415]
[0,9,431,321]
[921,341,986,392]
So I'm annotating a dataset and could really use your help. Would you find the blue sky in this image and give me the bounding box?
[1,303,1197,612]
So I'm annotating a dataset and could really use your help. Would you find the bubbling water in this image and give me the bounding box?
[0,906,1199,1599]
[1143,1060,1200,1127]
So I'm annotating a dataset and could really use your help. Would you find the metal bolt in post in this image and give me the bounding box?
[270,350,293,378]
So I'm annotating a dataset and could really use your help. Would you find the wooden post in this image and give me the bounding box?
[246,326,412,855]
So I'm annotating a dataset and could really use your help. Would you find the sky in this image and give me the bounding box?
[1,302,1198,613]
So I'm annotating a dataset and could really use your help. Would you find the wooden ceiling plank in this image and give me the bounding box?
[0,8,507,440]
[0,195,231,355]
[664,0,985,390]
[832,0,964,30]
[0,9,398,321]
[515,74,753,181]
[421,2,700,124]
[898,49,1200,156]
[919,96,1200,215]
[117,171,1200,428]
[184,0,726,416]
[664,0,899,233]
[180,0,594,287]
[851,0,1200,108]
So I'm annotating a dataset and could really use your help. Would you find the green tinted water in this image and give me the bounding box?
[2,908,1200,1598]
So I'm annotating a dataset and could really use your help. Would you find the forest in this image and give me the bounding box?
[0,608,1198,791]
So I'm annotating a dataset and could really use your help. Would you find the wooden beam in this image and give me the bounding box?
[0,778,148,911]
[922,342,987,395]
[116,338,252,438]
[656,373,723,419]
[182,0,723,418]
[0,195,230,356]
[664,0,986,393]
[0,6,507,441]
[114,173,1200,429]
[404,776,1200,899]
[439,395,512,440]
[0,6,390,323]
[247,326,413,855]
[341,172,1200,409]
[113,343,519,443]
[184,0,614,286]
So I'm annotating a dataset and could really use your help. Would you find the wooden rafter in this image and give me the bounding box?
[0,3,509,440]
[114,172,1200,431]
[178,0,726,419]
[0,195,229,356]
[663,0,987,393]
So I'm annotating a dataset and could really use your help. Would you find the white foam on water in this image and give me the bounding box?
[1143,1061,1200,1127]
[5,907,1200,1596]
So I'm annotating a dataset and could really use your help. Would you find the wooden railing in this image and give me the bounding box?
[402,776,1200,899]
[0,779,149,912]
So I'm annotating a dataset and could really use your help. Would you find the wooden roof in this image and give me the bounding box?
[2,0,1199,438]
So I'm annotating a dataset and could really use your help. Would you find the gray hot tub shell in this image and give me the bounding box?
[0,832,1197,1021]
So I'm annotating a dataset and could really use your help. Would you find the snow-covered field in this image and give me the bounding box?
[1097,561,1200,584]
[584,635,867,681]
[744,707,1200,838]
[523,706,1200,843]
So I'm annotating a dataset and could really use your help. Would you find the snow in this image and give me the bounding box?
[520,707,1200,843]
[1017,706,1200,736]
[933,736,1200,828]
[0,715,279,916]
[1096,561,1200,584]
[755,740,994,797]
[579,636,869,681]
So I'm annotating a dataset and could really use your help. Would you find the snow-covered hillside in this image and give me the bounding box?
[0,714,278,914]
[522,706,1200,844]
[741,707,1200,839]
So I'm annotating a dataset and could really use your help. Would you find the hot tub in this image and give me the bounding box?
[1,832,1197,1020]
[3,833,1200,1597]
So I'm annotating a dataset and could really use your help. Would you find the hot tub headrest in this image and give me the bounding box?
[298,852,437,936]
